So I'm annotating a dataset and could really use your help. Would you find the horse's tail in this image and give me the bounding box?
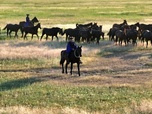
[3,24,8,30]
[60,50,66,65]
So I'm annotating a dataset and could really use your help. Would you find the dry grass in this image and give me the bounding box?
[0,106,91,114]
[1,100,152,114]
[0,40,62,59]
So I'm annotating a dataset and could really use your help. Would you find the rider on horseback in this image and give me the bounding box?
[66,37,82,64]
[25,14,30,27]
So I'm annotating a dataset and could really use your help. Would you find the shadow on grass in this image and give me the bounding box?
[0,67,48,92]
[0,67,52,91]
[0,67,47,73]
[0,76,43,91]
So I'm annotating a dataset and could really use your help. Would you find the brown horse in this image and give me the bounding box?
[19,17,39,37]
[40,27,63,41]
[3,24,21,38]
[23,23,41,40]
[112,20,128,29]
[60,46,82,76]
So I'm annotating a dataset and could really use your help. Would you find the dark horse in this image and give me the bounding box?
[140,30,152,48]
[19,17,39,37]
[40,27,63,41]
[115,30,127,45]
[60,46,82,76]
[23,23,41,40]
[63,28,80,42]
[112,20,128,29]
[3,24,21,38]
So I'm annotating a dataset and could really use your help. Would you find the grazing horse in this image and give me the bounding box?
[40,27,63,41]
[3,24,21,38]
[60,46,82,76]
[19,17,39,37]
[23,23,41,40]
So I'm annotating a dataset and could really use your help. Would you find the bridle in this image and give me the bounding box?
[74,48,80,58]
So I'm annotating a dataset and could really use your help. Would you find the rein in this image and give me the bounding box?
[74,49,80,58]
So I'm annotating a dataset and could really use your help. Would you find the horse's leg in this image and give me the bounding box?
[66,35,68,41]
[61,63,64,73]
[60,56,65,73]
[15,31,17,38]
[77,62,80,76]
[146,40,148,48]
[46,35,48,41]
[24,33,27,40]
[31,34,34,40]
[56,35,59,41]
[40,34,44,41]
[36,34,39,40]
[70,63,73,75]
[21,29,24,37]
[65,62,69,74]
[9,30,12,38]
[52,36,54,41]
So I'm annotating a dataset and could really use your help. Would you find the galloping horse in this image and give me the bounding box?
[3,24,21,38]
[19,17,39,37]
[23,23,41,40]
[60,46,82,76]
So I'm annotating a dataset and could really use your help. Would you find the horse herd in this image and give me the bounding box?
[108,20,152,48]
[2,17,104,44]
[2,17,152,47]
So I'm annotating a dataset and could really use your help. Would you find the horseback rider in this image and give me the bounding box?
[25,14,30,27]
[66,37,82,64]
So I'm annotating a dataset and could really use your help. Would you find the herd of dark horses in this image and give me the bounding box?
[3,17,152,47]
[2,17,104,44]
[107,20,152,48]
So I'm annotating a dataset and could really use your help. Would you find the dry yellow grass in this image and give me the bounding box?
[0,106,91,114]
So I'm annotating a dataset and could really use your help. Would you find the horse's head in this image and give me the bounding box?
[123,20,128,25]
[31,17,39,23]
[74,46,82,58]
[36,23,41,29]
[59,28,64,35]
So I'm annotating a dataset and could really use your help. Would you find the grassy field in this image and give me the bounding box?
[0,0,152,26]
[1,0,152,114]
